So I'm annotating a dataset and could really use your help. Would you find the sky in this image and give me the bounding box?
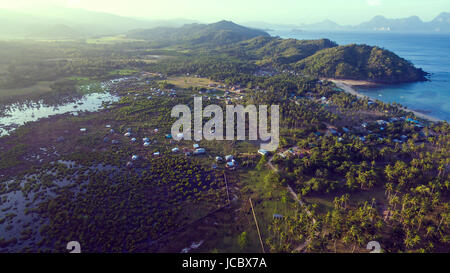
[0,0,449,25]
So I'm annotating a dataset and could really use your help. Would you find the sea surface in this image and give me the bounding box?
[269,30,450,121]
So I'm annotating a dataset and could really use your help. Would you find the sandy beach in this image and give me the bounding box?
[328,79,443,123]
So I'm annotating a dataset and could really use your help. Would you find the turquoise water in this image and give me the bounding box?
[270,30,450,121]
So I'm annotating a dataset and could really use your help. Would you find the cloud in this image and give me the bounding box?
[366,0,382,6]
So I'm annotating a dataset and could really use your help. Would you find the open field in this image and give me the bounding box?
[166,76,225,90]
[107,69,139,77]
[86,35,145,44]
[0,81,53,100]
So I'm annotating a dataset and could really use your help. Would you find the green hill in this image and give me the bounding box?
[294,44,428,83]
[127,20,270,47]
[130,21,427,84]
[230,36,338,66]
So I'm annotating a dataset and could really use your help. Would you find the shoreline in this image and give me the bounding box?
[328,79,443,123]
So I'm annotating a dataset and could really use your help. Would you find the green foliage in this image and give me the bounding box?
[128,20,269,48]
[238,231,248,250]
[295,44,428,83]
[256,156,268,171]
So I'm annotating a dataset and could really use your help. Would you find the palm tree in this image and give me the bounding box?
[385,183,393,200]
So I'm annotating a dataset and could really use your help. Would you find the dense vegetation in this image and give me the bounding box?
[127,20,270,48]
[224,37,338,68]
[295,44,428,83]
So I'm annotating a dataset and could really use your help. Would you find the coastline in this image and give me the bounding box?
[328,79,443,123]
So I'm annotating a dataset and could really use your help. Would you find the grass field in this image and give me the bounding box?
[0,76,104,101]
[0,81,53,100]
[166,76,225,90]
[107,69,139,76]
[86,35,144,44]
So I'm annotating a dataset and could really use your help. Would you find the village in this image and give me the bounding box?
[81,71,431,178]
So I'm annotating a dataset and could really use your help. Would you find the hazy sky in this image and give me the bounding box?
[1,0,449,25]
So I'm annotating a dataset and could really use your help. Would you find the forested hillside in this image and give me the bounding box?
[295,44,428,83]
[127,20,269,47]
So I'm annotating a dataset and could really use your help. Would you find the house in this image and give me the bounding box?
[153,152,160,156]
[143,142,150,147]
[143,137,150,143]
[361,123,368,128]
[80,128,87,132]
[215,156,223,162]
[131,155,139,161]
[329,129,339,136]
[193,143,200,149]
[226,162,236,170]
[124,132,131,137]
[172,147,180,153]
[225,155,234,162]
[273,214,284,219]
[258,149,269,157]
[226,160,237,170]
[165,134,172,139]
[406,118,420,124]
[194,148,206,155]
[130,138,137,143]
[106,125,111,128]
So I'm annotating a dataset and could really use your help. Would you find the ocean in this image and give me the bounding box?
[269,30,450,122]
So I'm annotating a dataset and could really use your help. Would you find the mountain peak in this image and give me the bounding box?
[212,20,236,26]
[432,12,450,22]
[369,15,388,23]
[127,20,269,47]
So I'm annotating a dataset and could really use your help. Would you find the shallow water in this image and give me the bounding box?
[0,78,127,136]
[0,92,119,136]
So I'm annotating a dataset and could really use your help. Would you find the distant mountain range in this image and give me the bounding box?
[0,6,448,39]
[244,12,450,33]
[0,6,198,38]
[127,20,269,47]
